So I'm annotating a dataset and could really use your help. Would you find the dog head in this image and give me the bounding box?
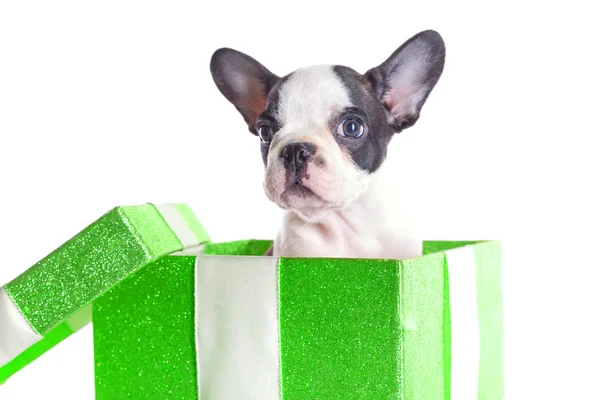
[210,30,445,221]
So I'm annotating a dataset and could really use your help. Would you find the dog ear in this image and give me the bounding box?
[210,48,279,132]
[365,30,445,132]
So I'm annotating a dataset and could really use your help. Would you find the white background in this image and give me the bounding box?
[1,1,599,399]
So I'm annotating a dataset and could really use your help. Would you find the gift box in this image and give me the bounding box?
[93,239,503,400]
[0,204,503,399]
[0,203,209,383]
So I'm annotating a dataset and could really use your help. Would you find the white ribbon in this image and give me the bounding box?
[194,255,280,400]
[0,287,42,368]
[446,245,481,399]
[153,203,200,249]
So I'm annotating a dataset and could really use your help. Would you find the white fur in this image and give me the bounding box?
[264,66,369,218]
[276,65,351,127]
[265,66,421,259]
[273,161,422,259]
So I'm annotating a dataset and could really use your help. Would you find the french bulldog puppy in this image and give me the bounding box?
[210,30,445,258]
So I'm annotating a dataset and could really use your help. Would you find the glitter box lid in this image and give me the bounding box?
[0,203,210,383]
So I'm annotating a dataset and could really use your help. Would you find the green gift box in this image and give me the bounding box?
[0,204,503,399]
[0,203,209,383]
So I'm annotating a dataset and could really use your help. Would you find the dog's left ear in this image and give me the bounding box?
[365,30,445,132]
[210,48,279,132]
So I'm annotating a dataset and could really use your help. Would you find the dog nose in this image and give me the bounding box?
[280,142,315,172]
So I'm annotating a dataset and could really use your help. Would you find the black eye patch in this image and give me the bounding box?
[256,79,289,167]
[258,118,279,166]
[256,67,393,172]
[334,106,369,123]
[331,66,395,173]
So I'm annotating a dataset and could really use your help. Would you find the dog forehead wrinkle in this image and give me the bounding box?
[277,65,353,127]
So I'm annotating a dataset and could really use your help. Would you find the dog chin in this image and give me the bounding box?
[265,183,355,222]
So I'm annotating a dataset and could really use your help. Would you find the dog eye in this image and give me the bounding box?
[257,125,273,143]
[338,119,364,138]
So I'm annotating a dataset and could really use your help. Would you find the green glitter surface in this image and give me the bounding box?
[401,252,447,400]
[89,241,502,399]
[93,255,198,400]
[203,239,273,256]
[4,205,183,334]
[278,258,403,399]
[422,241,482,255]
[0,204,207,385]
[121,205,184,258]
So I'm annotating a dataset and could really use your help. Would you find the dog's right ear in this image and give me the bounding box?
[210,48,279,132]
[365,30,445,132]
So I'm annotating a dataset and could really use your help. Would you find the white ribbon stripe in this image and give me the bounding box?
[446,245,481,400]
[0,287,43,368]
[154,203,200,249]
[195,255,280,400]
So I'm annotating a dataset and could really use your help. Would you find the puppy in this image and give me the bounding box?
[210,30,445,258]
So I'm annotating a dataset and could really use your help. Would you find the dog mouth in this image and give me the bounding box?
[281,168,317,200]
[282,182,315,199]
[265,164,348,217]
[279,177,330,213]
[279,182,332,220]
